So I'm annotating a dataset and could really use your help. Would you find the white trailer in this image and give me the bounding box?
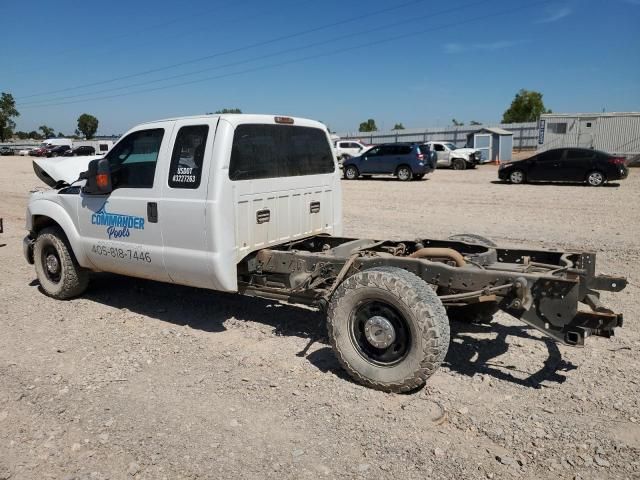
[537,112,640,157]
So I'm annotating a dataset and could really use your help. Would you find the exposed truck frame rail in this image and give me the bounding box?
[238,235,625,347]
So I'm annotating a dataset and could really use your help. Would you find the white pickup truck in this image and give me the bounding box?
[333,140,369,162]
[424,141,483,170]
[24,114,626,393]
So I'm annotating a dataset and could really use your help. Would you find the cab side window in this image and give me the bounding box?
[107,129,164,189]
[168,125,209,189]
[433,144,445,152]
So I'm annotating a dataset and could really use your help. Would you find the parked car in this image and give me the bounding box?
[64,145,96,157]
[18,147,36,156]
[342,143,429,181]
[0,146,14,156]
[334,140,370,162]
[419,143,438,172]
[45,145,72,157]
[29,146,50,157]
[424,141,482,170]
[498,148,629,186]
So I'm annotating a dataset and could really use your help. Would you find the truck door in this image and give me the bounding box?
[160,119,218,289]
[432,143,449,166]
[76,125,173,281]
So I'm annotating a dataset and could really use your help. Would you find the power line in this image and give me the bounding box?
[17,1,488,106]
[16,0,428,100]
[19,0,552,109]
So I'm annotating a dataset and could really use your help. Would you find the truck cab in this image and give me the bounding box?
[27,114,342,292]
[425,141,481,170]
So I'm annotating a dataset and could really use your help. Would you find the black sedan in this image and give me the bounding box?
[0,146,14,156]
[498,148,628,186]
[45,145,71,157]
[63,145,95,157]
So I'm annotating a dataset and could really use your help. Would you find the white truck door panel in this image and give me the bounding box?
[77,124,174,281]
[160,119,218,289]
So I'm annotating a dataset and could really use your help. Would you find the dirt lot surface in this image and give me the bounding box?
[1,156,639,480]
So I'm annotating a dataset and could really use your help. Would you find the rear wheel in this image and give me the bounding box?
[344,165,359,180]
[509,169,525,184]
[586,170,605,186]
[327,267,449,392]
[396,165,412,181]
[452,158,466,170]
[34,227,89,299]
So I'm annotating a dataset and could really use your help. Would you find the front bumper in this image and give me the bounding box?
[23,235,34,264]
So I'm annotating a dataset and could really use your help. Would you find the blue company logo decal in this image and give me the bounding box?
[91,202,145,239]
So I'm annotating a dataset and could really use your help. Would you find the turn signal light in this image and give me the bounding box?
[96,173,109,188]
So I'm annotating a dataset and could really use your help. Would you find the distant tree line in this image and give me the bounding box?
[0,91,101,142]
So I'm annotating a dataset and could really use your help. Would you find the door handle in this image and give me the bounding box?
[147,202,158,223]
[256,209,270,224]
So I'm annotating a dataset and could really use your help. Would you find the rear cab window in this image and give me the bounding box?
[229,124,334,181]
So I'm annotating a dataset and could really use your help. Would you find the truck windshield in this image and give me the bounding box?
[229,124,334,180]
[444,143,458,150]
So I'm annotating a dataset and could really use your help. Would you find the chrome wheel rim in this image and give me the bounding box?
[588,172,603,186]
[510,171,524,183]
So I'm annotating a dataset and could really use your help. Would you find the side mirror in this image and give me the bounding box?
[81,158,112,195]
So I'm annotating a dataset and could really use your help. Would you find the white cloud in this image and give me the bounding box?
[536,6,572,23]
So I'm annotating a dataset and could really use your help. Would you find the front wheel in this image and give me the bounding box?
[344,165,359,180]
[396,165,412,181]
[509,169,525,184]
[327,267,449,393]
[34,227,89,299]
[586,170,605,186]
[452,158,466,170]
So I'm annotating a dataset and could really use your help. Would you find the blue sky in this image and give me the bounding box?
[2,0,639,135]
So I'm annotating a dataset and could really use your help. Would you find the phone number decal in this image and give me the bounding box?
[91,244,151,263]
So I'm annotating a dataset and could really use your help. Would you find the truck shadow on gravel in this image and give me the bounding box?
[37,273,576,390]
[444,320,577,388]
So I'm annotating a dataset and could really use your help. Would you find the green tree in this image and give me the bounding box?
[57,132,65,137]
[28,130,42,140]
[77,113,99,139]
[470,120,482,125]
[214,108,242,114]
[0,92,20,142]
[39,125,55,138]
[502,89,551,123]
[452,118,464,126]
[358,119,378,132]
[392,123,405,130]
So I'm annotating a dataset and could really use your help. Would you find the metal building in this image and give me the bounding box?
[537,112,640,157]
[466,127,513,163]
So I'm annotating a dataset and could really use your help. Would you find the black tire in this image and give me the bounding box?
[396,165,412,182]
[509,169,525,184]
[451,158,466,170]
[447,302,499,325]
[586,170,605,186]
[448,233,497,247]
[344,165,359,180]
[34,226,89,299]
[413,174,425,180]
[327,267,449,393]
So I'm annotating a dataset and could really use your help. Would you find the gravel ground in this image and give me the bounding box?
[0,155,638,480]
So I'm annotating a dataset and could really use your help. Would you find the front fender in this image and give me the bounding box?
[27,198,91,268]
